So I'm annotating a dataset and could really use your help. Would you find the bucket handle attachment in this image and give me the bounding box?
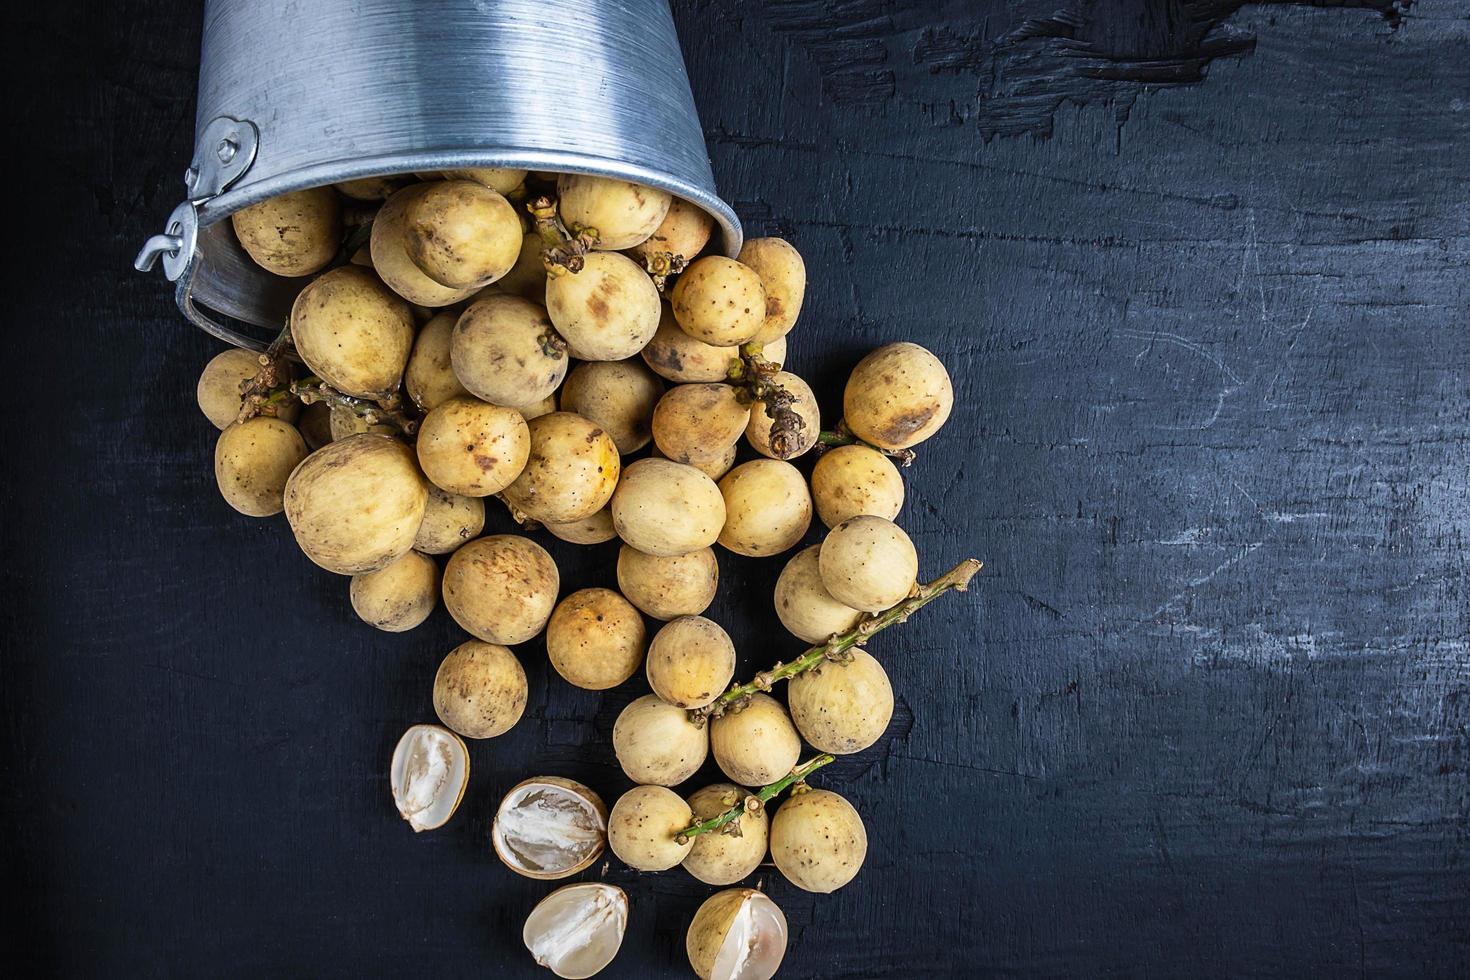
[135,115,264,349]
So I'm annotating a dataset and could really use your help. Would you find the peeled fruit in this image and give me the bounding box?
[523,882,628,980]
[607,784,693,871]
[501,413,621,525]
[686,889,788,980]
[390,724,469,832]
[843,341,954,451]
[442,535,559,645]
[651,383,750,470]
[645,616,736,710]
[432,640,528,739]
[710,693,801,788]
[415,396,530,496]
[197,348,298,429]
[788,649,894,755]
[230,186,340,277]
[770,788,867,893]
[773,545,863,644]
[452,294,568,408]
[283,434,428,574]
[612,694,708,787]
[818,515,918,612]
[545,251,661,361]
[557,174,671,251]
[289,265,415,400]
[745,371,819,460]
[716,459,812,558]
[214,417,308,518]
[546,588,646,690]
[737,238,805,346]
[493,776,608,880]
[628,197,714,264]
[349,549,438,632]
[544,508,617,546]
[670,256,766,346]
[413,486,486,554]
[682,785,769,887]
[610,459,726,557]
[616,544,719,621]
[371,185,479,307]
[404,312,469,411]
[558,359,663,454]
[403,179,521,288]
[809,444,904,528]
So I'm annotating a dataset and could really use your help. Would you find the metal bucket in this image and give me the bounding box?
[136,0,742,350]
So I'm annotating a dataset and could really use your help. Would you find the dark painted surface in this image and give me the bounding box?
[4,1,1468,976]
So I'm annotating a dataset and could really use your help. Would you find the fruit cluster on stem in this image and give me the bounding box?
[692,558,983,724]
[674,755,835,843]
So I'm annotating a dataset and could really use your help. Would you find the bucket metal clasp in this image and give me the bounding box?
[134,115,258,279]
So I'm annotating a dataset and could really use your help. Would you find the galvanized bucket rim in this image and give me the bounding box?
[197,149,743,258]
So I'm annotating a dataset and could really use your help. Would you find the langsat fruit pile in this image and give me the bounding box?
[202,167,980,979]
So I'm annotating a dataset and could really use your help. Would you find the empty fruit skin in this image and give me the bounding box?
[523,882,628,979]
[494,777,608,879]
[390,724,468,833]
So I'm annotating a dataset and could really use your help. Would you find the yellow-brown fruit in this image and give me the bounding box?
[283,434,428,574]
[809,444,904,528]
[213,417,308,517]
[715,459,812,558]
[669,256,766,346]
[737,237,806,346]
[610,458,726,558]
[645,615,736,710]
[499,412,621,525]
[415,396,530,497]
[616,545,719,621]
[546,588,647,690]
[557,174,671,251]
[842,342,954,451]
[432,640,528,739]
[230,187,340,277]
[709,693,801,787]
[559,359,664,454]
[769,788,867,893]
[349,550,438,632]
[441,535,559,645]
[403,312,469,411]
[450,295,569,407]
[289,266,415,400]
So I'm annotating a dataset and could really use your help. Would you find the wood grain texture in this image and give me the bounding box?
[3,0,1467,977]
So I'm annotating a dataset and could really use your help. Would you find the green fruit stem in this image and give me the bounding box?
[815,423,917,466]
[693,558,984,723]
[291,376,420,438]
[674,755,835,842]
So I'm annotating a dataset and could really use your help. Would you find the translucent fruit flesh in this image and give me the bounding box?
[712,893,787,980]
[523,883,628,979]
[389,725,468,832]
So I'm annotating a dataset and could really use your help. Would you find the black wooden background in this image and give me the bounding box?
[4,1,1468,976]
